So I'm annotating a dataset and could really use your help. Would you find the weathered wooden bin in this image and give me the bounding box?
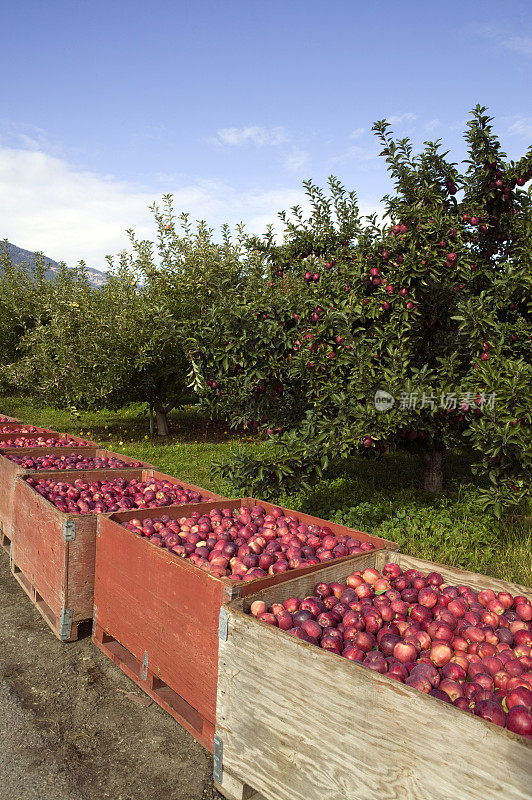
[10,470,222,642]
[215,550,532,800]
[0,431,95,447]
[0,415,22,423]
[92,498,397,752]
[0,424,62,438]
[0,448,155,555]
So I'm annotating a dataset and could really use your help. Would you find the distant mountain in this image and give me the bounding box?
[1,241,107,288]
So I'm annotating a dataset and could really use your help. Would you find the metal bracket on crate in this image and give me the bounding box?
[92,605,97,634]
[213,734,223,783]
[218,607,228,641]
[141,651,149,681]
[222,585,235,603]
[62,520,76,542]
[58,608,74,640]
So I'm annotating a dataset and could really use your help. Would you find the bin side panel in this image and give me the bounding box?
[95,517,224,722]
[12,478,67,617]
[217,609,532,800]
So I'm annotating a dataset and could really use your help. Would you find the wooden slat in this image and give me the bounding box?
[215,769,265,800]
[216,551,532,800]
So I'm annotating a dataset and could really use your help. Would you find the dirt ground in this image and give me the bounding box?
[0,552,222,800]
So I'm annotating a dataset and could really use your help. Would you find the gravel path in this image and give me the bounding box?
[0,680,83,800]
[0,552,221,800]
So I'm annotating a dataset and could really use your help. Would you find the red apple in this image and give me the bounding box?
[506,706,532,738]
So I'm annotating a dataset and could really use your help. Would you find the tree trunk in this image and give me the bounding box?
[149,405,154,436]
[155,407,169,436]
[422,450,443,492]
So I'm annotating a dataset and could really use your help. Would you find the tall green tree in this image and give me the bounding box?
[11,197,264,435]
[0,242,52,396]
[210,108,531,513]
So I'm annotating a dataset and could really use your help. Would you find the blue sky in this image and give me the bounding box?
[1,0,531,267]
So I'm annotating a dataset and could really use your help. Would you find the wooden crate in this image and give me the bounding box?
[10,470,223,642]
[0,424,62,437]
[215,550,532,800]
[0,448,155,557]
[92,499,397,752]
[0,415,22,423]
[0,431,96,447]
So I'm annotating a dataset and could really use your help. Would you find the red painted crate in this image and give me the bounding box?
[0,431,96,448]
[11,470,224,642]
[92,498,397,752]
[0,448,155,556]
[0,423,62,437]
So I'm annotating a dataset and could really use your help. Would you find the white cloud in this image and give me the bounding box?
[479,24,532,57]
[0,143,310,267]
[349,127,365,140]
[501,35,532,57]
[423,118,440,134]
[330,144,379,164]
[215,125,288,147]
[507,117,532,138]
[284,148,310,173]
[387,112,417,126]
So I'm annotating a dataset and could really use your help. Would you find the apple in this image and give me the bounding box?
[474,699,506,727]
[505,687,532,710]
[430,642,453,667]
[506,706,532,738]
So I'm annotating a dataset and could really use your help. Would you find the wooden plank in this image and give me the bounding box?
[214,769,265,800]
[216,551,532,800]
[12,477,75,620]
[11,555,84,641]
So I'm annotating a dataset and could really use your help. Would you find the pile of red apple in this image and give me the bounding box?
[0,425,45,434]
[3,436,92,448]
[8,452,144,471]
[251,563,532,738]
[120,505,376,580]
[24,476,213,515]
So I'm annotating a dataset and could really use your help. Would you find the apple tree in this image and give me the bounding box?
[12,196,264,435]
[0,243,58,397]
[211,108,531,512]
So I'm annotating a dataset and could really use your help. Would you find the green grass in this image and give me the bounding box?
[0,397,263,496]
[1,396,530,586]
